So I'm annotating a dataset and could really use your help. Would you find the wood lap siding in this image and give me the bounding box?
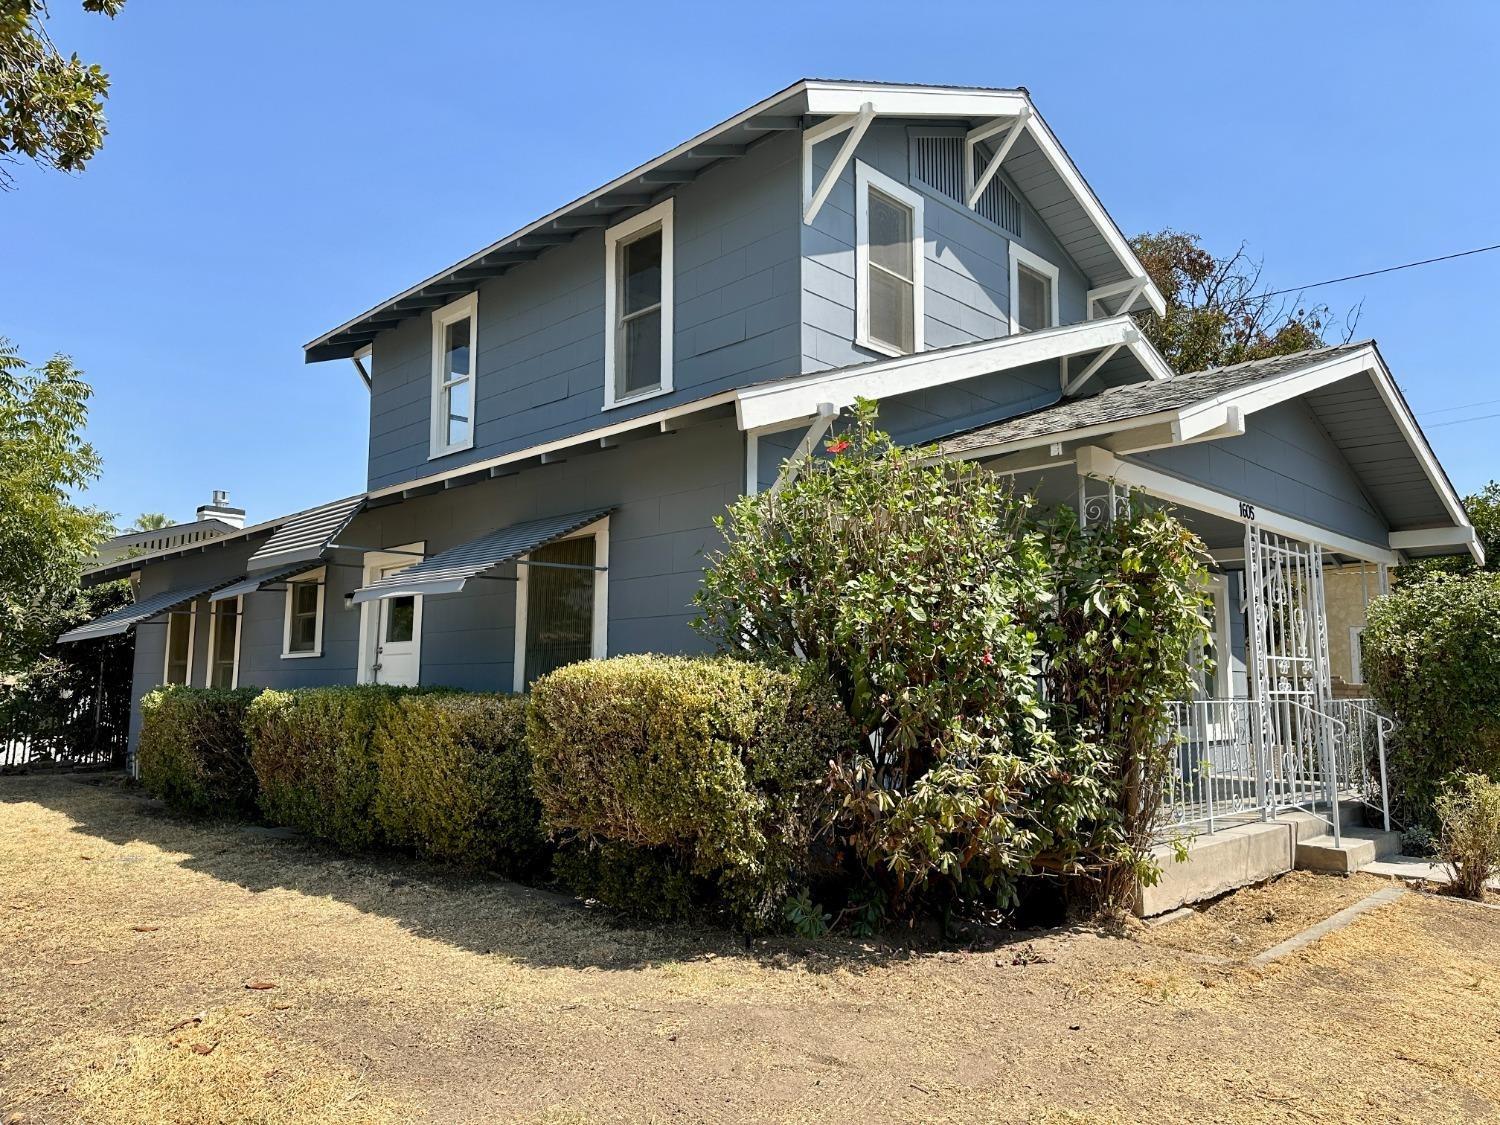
[365,134,802,492]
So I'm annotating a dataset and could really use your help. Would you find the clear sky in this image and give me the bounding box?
[4,1,1499,528]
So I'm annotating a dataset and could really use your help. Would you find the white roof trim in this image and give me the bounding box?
[736,316,1165,431]
[308,80,1164,358]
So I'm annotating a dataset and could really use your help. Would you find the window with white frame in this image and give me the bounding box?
[430,293,477,457]
[163,605,196,685]
[1009,243,1059,333]
[282,568,326,658]
[855,162,924,357]
[604,199,673,408]
[513,520,608,691]
[206,596,241,689]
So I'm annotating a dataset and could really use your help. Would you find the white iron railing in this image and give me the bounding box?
[1160,696,1392,838]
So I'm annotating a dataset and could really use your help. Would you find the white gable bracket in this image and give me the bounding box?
[1061,343,1121,397]
[1087,277,1149,319]
[802,103,876,226]
[769,403,840,497]
[965,107,1031,209]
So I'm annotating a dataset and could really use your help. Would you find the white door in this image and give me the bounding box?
[372,563,420,686]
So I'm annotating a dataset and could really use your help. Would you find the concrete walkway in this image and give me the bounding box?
[1365,854,1500,890]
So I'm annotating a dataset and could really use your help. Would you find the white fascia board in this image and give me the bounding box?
[364,390,739,501]
[1389,526,1484,562]
[804,84,1164,318]
[735,317,1142,431]
[1077,445,1400,565]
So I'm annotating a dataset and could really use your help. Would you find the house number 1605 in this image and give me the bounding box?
[1238,501,1256,520]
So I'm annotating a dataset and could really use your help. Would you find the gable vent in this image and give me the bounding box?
[911,132,1022,236]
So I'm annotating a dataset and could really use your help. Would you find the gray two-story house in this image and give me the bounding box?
[67,80,1478,886]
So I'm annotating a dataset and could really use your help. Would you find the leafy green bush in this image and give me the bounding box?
[137,686,261,816]
[551,840,699,923]
[245,685,415,850]
[1363,572,1500,821]
[528,655,856,931]
[695,401,1209,918]
[1433,772,1500,899]
[375,693,546,875]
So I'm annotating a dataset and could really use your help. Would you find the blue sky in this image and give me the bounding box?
[4,1,1499,527]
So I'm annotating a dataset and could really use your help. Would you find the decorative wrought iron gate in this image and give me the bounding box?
[1243,525,1344,840]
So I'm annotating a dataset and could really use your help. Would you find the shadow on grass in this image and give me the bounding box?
[0,771,1097,975]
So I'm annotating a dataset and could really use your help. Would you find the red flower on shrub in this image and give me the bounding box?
[981,651,994,666]
[826,439,850,454]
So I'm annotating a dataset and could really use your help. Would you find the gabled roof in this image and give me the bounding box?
[937,341,1478,560]
[305,78,1163,363]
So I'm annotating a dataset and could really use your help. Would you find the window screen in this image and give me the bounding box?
[523,536,596,686]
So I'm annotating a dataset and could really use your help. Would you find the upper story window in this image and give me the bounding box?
[1009,243,1060,333]
[604,199,674,409]
[855,162,924,357]
[430,293,477,458]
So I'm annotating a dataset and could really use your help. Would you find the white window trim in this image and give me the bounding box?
[205,595,243,689]
[430,292,478,459]
[1208,573,1232,699]
[512,516,609,693]
[603,200,674,410]
[162,602,198,686]
[357,546,425,684]
[1008,242,1060,333]
[1349,625,1366,684]
[854,161,925,358]
[281,567,327,659]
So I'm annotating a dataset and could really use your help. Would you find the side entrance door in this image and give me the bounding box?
[360,546,423,687]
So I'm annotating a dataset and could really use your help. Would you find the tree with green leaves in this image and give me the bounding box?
[1130,229,1352,375]
[0,0,124,189]
[131,511,172,531]
[0,336,111,675]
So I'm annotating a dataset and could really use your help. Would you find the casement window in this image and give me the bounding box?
[162,605,197,685]
[206,596,242,689]
[604,199,674,408]
[282,568,326,658]
[1009,243,1060,333]
[430,293,477,458]
[513,519,608,691]
[855,162,924,357]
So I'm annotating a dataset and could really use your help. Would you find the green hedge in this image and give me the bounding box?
[138,686,261,816]
[1365,572,1500,822]
[245,685,411,851]
[527,655,857,930]
[375,693,546,875]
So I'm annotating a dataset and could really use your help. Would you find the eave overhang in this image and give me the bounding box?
[305,79,1164,365]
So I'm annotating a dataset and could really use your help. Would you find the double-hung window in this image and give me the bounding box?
[513,519,609,691]
[282,568,325,658]
[163,604,196,686]
[206,596,241,689]
[855,162,924,357]
[604,199,674,408]
[1009,243,1060,333]
[430,293,477,457]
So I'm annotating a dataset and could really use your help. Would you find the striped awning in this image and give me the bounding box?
[348,509,610,605]
[209,560,324,603]
[58,576,242,644]
[247,493,364,573]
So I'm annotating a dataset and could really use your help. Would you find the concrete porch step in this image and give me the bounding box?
[1295,827,1402,874]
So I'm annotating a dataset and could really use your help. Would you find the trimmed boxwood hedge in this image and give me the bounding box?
[375,693,546,876]
[245,685,413,852]
[527,655,858,930]
[137,685,261,816]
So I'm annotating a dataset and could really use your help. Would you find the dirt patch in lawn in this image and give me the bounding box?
[4,774,1500,1124]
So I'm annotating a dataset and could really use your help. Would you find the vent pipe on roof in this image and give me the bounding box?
[197,490,246,529]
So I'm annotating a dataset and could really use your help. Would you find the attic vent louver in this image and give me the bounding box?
[910,131,1022,237]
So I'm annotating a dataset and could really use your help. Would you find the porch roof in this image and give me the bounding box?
[58,576,242,644]
[937,342,1480,562]
[348,508,612,604]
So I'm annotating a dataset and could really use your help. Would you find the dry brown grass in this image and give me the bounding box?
[3,773,1499,1124]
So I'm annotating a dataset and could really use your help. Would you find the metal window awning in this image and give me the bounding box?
[348,508,611,605]
[57,576,243,644]
[209,560,325,603]
[247,493,365,573]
